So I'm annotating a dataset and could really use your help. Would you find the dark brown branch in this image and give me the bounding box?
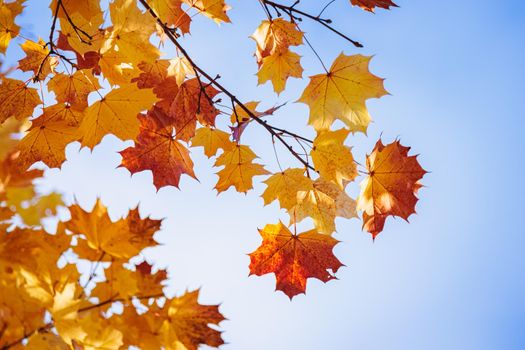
[139,0,316,171]
[263,0,363,48]
[34,0,76,81]
[58,1,93,43]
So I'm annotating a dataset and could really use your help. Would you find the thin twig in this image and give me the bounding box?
[263,0,363,48]
[139,0,315,171]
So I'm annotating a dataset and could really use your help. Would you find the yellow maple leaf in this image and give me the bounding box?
[52,0,103,22]
[66,200,159,260]
[0,78,41,124]
[78,314,124,350]
[14,192,64,226]
[0,117,28,158]
[168,57,195,86]
[26,333,69,349]
[18,39,58,81]
[261,168,312,210]
[229,101,259,124]
[214,144,269,193]
[311,129,358,188]
[0,0,23,54]
[294,179,357,234]
[90,263,138,306]
[0,283,46,348]
[191,127,233,158]
[149,0,191,33]
[257,48,303,94]
[162,289,225,350]
[51,281,87,344]
[251,18,303,65]
[18,104,83,169]
[298,53,388,133]
[77,84,157,149]
[98,49,140,86]
[48,70,101,110]
[101,0,159,64]
[58,9,105,55]
[185,0,231,24]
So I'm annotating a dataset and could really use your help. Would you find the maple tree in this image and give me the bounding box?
[0,0,428,348]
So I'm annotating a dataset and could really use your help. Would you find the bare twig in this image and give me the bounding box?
[263,0,363,48]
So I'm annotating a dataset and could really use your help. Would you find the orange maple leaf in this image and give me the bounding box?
[0,78,41,124]
[350,0,398,12]
[249,221,343,299]
[162,289,225,350]
[120,108,196,190]
[169,78,220,141]
[357,139,427,239]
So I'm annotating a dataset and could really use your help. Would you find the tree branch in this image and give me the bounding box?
[263,0,363,48]
[139,0,316,171]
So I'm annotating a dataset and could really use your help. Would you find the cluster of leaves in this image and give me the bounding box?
[0,0,426,348]
[0,115,224,349]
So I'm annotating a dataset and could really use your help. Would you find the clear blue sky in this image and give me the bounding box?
[6,0,525,349]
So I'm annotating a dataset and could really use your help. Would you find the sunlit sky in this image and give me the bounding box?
[4,0,525,349]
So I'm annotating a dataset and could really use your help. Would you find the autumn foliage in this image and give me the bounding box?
[0,0,427,348]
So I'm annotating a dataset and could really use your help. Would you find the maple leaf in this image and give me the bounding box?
[149,0,191,34]
[214,144,269,193]
[249,221,343,299]
[7,190,63,226]
[261,168,312,210]
[56,6,105,56]
[169,78,220,141]
[98,48,141,86]
[357,139,427,238]
[26,333,70,349]
[18,39,58,81]
[0,117,28,159]
[65,200,160,260]
[50,281,87,344]
[0,0,24,54]
[185,0,231,24]
[132,59,177,95]
[351,0,398,12]
[298,53,388,133]
[0,283,46,348]
[0,151,43,200]
[168,57,195,86]
[101,0,159,64]
[295,179,357,235]
[120,108,196,190]
[162,289,225,350]
[91,263,139,305]
[17,104,82,169]
[251,19,303,93]
[48,70,101,110]
[0,78,41,124]
[134,261,167,295]
[257,48,303,94]
[191,126,233,158]
[311,129,358,188]
[53,0,103,22]
[77,84,157,149]
[251,18,303,66]
[76,314,124,350]
[262,169,356,234]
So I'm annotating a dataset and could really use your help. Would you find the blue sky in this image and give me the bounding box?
[5,0,525,349]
